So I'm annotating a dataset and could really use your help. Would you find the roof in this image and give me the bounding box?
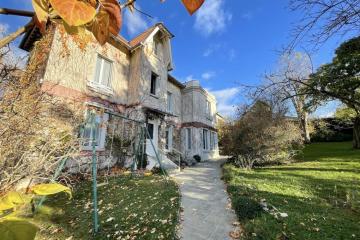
[20,22,174,52]
[129,25,157,48]
[168,74,185,89]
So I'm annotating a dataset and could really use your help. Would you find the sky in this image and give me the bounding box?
[0,0,354,117]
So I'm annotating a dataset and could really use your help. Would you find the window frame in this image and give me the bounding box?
[205,100,211,118]
[82,111,108,151]
[167,91,173,113]
[186,128,192,150]
[210,131,216,150]
[92,54,113,89]
[150,72,158,96]
[203,129,209,150]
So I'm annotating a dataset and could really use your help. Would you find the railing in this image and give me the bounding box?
[158,148,178,171]
[172,148,183,172]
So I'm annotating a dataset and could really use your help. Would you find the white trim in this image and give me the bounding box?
[82,111,109,151]
[89,54,113,95]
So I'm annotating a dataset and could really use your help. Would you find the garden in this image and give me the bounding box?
[223,142,360,240]
[29,175,180,240]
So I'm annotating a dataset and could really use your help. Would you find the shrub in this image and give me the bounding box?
[310,118,353,142]
[223,101,303,168]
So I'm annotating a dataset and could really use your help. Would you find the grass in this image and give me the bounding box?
[29,175,180,240]
[223,142,360,240]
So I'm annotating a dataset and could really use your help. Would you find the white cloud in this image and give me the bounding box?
[124,8,149,37]
[201,71,216,80]
[194,0,232,36]
[203,43,221,57]
[310,101,340,118]
[241,12,254,20]
[211,87,240,116]
[0,23,9,38]
[185,75,194,82]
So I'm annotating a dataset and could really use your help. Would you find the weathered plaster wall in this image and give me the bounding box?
[181,81,217,126]
[43,27,130,105]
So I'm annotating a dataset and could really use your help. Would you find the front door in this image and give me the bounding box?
[146,119,159,158]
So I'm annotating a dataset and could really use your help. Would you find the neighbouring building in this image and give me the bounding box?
[20,23,220,170]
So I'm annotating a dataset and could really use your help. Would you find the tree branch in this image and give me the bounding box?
[0,20,34,49]
[0,8,35,17]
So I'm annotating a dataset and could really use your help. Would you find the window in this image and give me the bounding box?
[82,111,108,150]
[203,129,209,150]
[210,132,216,150]
[206,100,211,117]
[150,72,157,95]
[186,128,192,150]
[167,91,173,113]
[165,126,173,150]
[147,123,154,139]
[93,55,112,88]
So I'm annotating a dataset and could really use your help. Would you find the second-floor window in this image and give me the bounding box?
[206,100,211,118]
[167,91,173,113]
[150,72,157,95]
[94,55,112,88]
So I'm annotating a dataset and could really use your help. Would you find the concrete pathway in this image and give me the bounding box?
[171,159,238,240]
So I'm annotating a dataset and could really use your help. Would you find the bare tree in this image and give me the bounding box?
[289,0,360,48]
[258,52,314,143]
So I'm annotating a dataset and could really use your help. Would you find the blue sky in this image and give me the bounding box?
[0,0,353,117]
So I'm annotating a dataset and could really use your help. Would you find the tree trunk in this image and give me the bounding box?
[353,116,360,149]
[300,112,311,143]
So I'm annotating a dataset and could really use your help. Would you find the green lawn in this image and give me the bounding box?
[31,175,180,240]
[223,142,360,240]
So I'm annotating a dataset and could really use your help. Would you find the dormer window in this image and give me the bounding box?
[150,72,158,95]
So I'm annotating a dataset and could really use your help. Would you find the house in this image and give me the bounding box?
[20,23,220,169]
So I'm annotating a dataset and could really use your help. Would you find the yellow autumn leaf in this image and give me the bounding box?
[0,217,38,240]
[32,0,49,23]
[0,192,31,212]
[31,183,72,199]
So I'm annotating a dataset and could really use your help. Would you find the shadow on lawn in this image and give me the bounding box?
[227,179,360,240]
[259,167,360,173]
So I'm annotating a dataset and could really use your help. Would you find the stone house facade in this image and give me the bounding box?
[21,23,220,169]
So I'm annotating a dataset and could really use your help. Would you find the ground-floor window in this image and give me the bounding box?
[165,126,173,150]
[82,110,108,150]
[203,129,209,150]
[186,128,192,150]
[210,131,216,150]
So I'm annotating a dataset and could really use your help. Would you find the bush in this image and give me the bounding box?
[310,118,353,142]
[193,155,201,163]
[223,101,303,168]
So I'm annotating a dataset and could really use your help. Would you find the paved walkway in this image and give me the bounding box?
[171,159,238,240]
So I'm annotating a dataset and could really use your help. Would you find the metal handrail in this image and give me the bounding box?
[159,148,182,172]
[171,148,183,172]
